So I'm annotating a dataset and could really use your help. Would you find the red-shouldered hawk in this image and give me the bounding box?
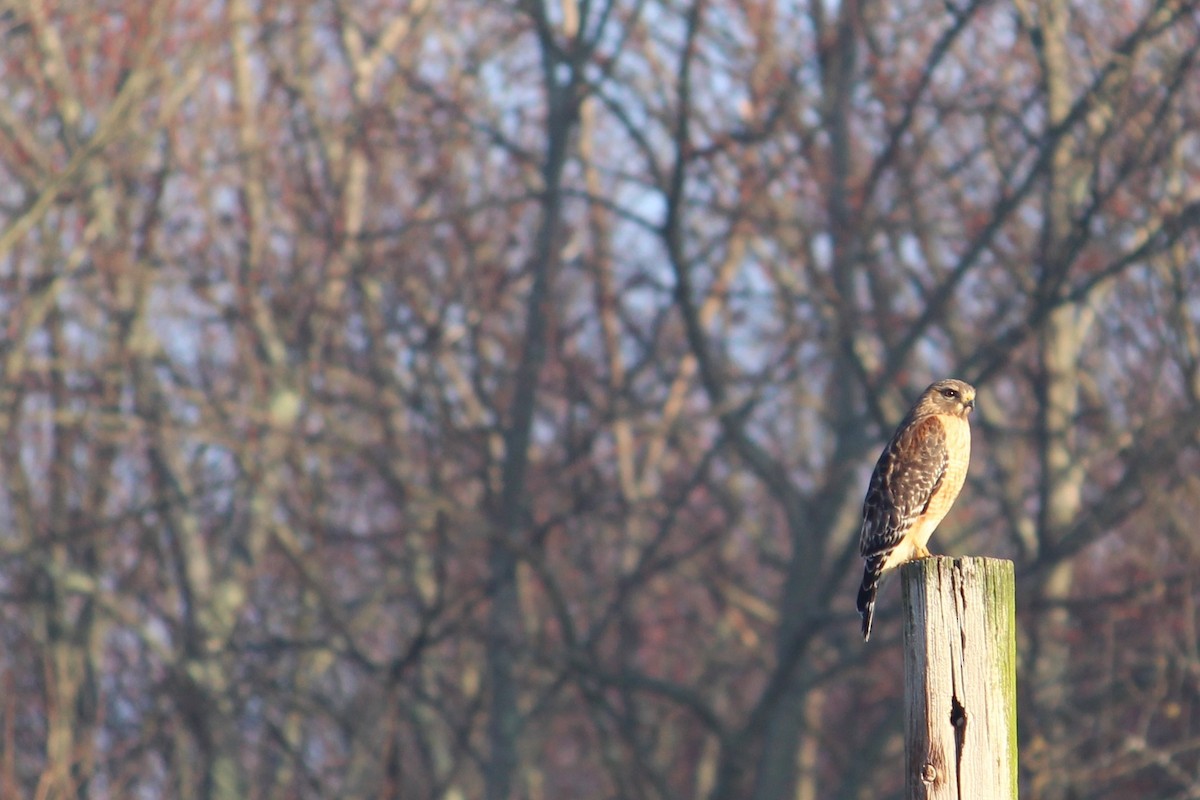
[856,379,975,641]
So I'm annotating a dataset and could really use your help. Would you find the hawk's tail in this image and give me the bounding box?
[856,558,886,642]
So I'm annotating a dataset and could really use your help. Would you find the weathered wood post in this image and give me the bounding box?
[901,556,1017,799]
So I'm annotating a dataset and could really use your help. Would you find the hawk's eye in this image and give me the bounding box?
[941,388,958,399]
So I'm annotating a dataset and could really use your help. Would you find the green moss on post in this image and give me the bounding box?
[901,557,1017,799]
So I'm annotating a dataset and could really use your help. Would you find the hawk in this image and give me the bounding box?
[856,379,975,641]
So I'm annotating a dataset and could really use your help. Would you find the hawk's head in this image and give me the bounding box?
[921,378,976,418]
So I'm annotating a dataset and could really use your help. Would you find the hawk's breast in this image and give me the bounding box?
[921,413,970,528]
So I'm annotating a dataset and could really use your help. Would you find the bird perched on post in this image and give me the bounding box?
[856,379,975,641]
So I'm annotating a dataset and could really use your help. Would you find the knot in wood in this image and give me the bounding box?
[920,763,937,783]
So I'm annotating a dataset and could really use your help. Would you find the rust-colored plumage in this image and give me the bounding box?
[856,379,975,641]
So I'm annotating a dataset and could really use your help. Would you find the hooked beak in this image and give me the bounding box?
[965,398,976,412]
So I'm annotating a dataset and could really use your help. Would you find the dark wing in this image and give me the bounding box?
[858,416,949,558]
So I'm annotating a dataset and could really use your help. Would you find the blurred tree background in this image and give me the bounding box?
[1,0,1199,798]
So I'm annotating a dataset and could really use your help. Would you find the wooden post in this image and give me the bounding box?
[901,556,1017,799]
